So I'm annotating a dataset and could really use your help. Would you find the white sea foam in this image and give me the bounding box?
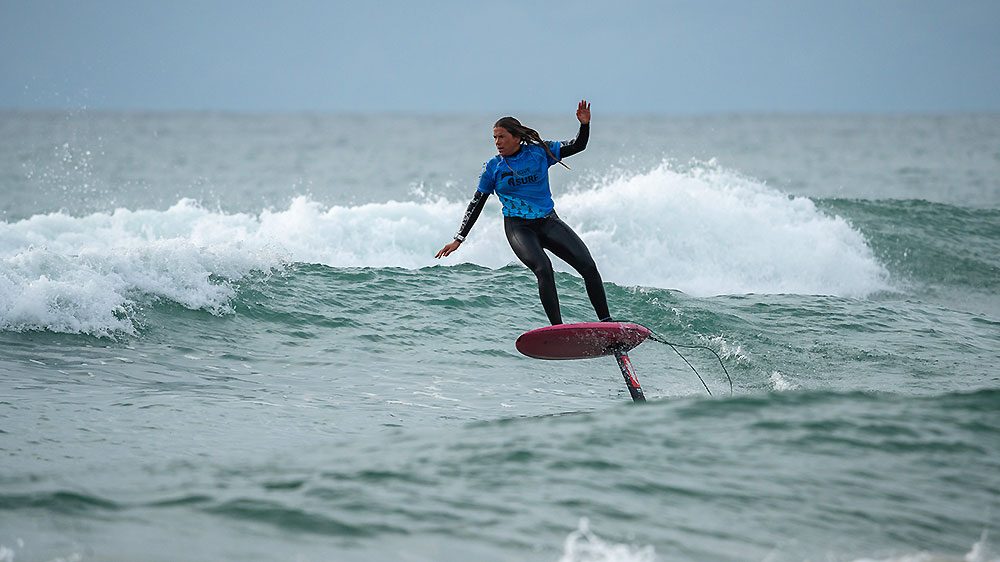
[556,162,891,297]
[0,200,285,336]
[558,518,656,562]
[769,371,799,391]
[0,162,891,335]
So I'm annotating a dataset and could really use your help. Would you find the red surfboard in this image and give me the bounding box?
[515,322,652,360]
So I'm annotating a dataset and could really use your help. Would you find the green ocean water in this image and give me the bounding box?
[1,112,998,561]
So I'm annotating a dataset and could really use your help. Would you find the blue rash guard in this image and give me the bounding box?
[477,141,563,219]
[452,122,588,241]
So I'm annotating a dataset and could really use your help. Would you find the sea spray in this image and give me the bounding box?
[0,163,893,335]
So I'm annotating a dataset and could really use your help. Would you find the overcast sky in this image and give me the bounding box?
[2,0,998,114]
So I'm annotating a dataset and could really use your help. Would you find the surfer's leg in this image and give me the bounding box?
[539,215,611,322]
[504,217,562,325]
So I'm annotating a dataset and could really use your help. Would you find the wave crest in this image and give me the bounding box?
[0,163,890,336]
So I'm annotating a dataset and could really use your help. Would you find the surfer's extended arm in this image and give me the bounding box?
[456,191,488,240]
[557,100,591,159]
[435,191,489,258]
[558,123,589,159]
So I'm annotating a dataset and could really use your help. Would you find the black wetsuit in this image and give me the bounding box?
[454,123,610,325]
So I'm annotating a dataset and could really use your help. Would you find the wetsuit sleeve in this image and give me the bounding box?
[557,123,590,159]
[456,191,489,240]
[454,161,496,240]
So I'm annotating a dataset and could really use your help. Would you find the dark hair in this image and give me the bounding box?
[494,116,570,169]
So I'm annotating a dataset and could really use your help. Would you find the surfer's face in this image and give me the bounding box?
[493,127,520,157]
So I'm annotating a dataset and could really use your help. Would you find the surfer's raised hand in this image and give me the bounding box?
[576,99,591,125]
[435,239,461,258]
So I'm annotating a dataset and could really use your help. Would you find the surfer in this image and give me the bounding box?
[435,100,610,325]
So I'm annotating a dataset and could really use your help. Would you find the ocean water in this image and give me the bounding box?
[1,111,998,562]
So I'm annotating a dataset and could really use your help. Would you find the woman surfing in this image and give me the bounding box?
[435,100,611,325]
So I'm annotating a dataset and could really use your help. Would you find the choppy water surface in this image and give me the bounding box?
[1,112,998,561]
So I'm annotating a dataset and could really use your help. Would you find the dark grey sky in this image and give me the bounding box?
[2,0,998,114]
